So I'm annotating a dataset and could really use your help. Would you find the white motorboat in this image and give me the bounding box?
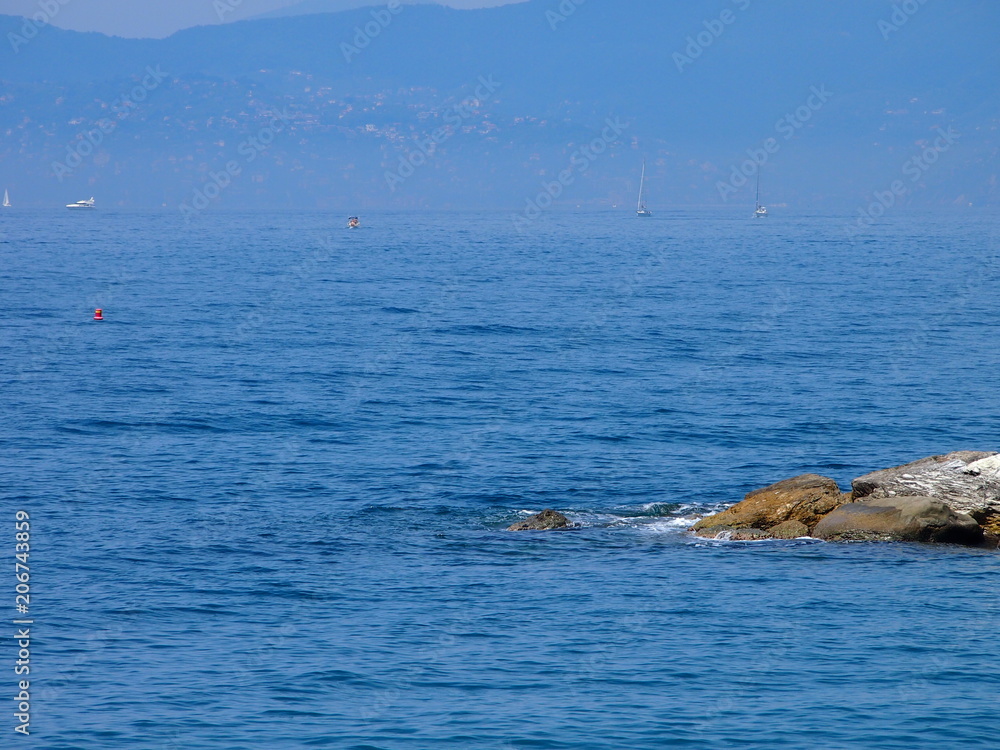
[67,197,96,209]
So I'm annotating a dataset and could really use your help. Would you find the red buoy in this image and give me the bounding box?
[93,309,104,321]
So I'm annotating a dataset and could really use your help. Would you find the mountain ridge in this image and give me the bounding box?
[1,0,997,209]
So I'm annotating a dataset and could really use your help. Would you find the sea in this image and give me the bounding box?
[2,208,999,749]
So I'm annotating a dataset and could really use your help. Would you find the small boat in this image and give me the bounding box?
[67,197,96,209]
[754,171,767,218]
[2,189,10,208]
[636,160,652,217]
[347,216,360,228]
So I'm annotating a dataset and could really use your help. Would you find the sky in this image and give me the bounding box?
[0,0,521,38]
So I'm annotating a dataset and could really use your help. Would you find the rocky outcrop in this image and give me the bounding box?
[507,509,570,531]
[692,474,846,534]
[852,451,1000,533]
[812,496,983,546]
[688,452,1000,548]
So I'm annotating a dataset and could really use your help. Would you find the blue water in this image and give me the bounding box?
[2,209,999,749]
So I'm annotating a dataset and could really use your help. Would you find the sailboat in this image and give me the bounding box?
[754,170,768,218]
[636,160,652,217]
[2,189,10,208]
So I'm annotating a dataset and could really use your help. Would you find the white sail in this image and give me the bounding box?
[2,189,9,208]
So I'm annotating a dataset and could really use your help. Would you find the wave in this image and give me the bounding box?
[435,323,543,336]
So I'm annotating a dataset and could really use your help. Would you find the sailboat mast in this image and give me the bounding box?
[638,160,645,210]
[755,170,760,208]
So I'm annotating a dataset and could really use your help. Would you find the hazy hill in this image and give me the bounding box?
[249,0,437,21]
[0,0,997,209]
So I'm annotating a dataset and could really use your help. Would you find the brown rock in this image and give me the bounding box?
[812,496,983,546]
[507,509,570,531]
[692,474,845,533]
[769,520,810,539]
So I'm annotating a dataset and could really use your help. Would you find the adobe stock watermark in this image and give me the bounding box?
[511,116,627,233]
[674,0,753,73]
[341,0,403,63]
[358,612,475,723]
[179,108,292,220]
[51,65,169,182]
[547,0,586,31]
[384,75,500,193]
[214,0,244,21]
[846,126,959,236]
[716,85,832,201]
[567,245,672,346]
[879,0,931,41]
[7,0,72,54]
[232,235,346,339]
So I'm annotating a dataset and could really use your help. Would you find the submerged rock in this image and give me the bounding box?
[852,451,1000,533]
[692,474,846,534]
[692,520,809,541]
[769,520,810,539]
[693,526,771,541]
[812,496,983,546]
[507,509,570,531]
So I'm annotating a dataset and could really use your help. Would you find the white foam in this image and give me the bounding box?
[506,509,706,535]
[633,517,699,534]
